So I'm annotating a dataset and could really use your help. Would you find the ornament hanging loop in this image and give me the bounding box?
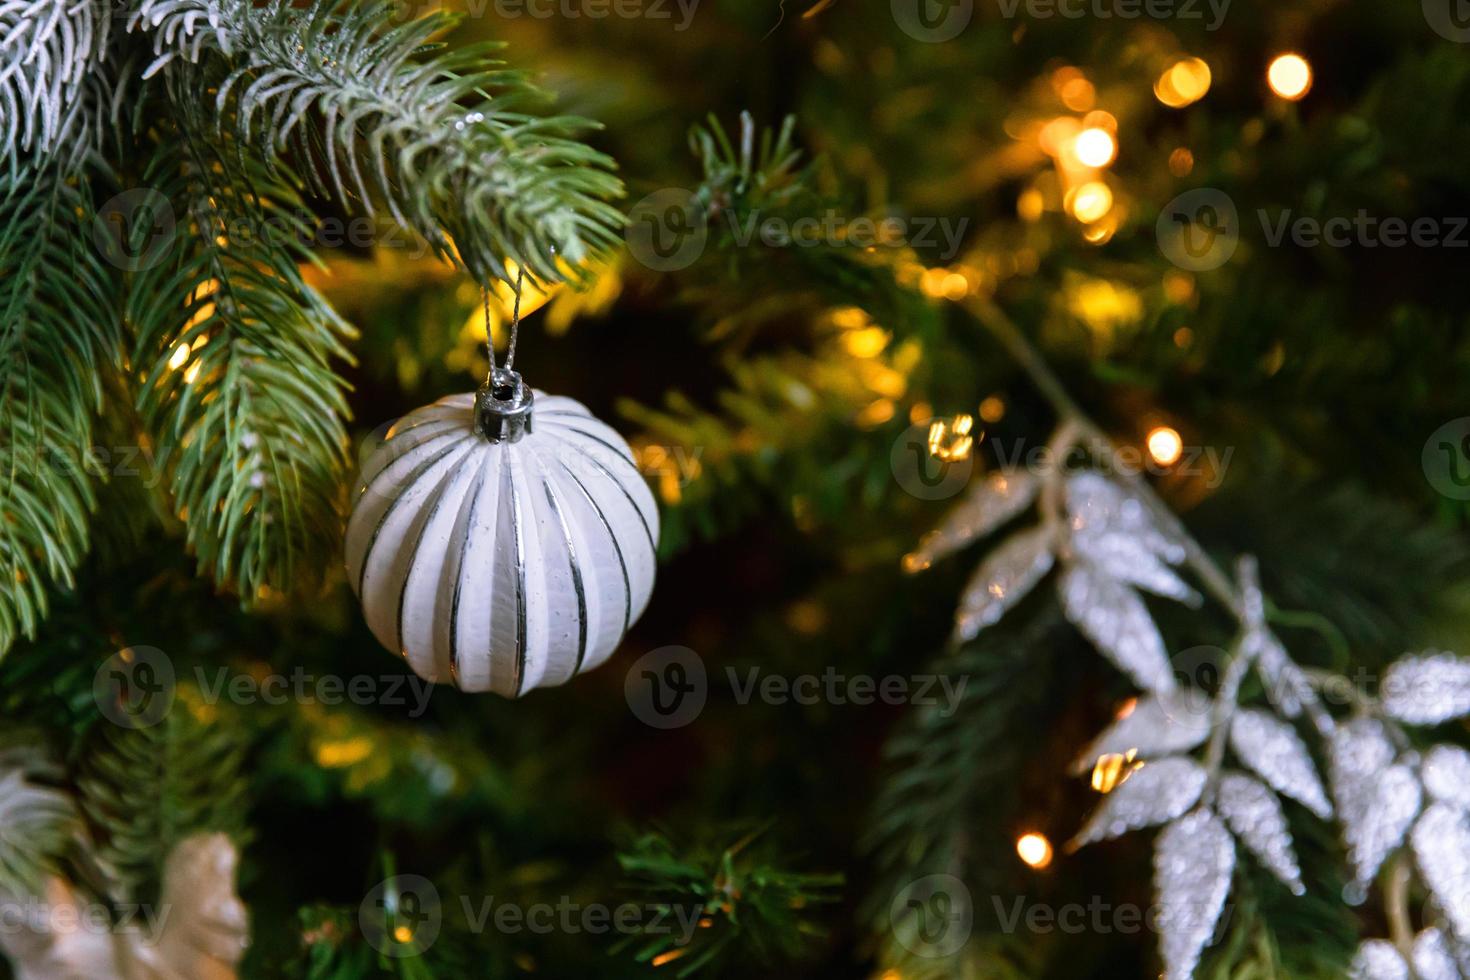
[476,265,532,442]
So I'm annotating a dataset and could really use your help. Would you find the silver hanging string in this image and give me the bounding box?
[482,265,527,385]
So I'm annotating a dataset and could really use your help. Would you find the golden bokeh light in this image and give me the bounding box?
[927,414,975,461]
[1147,426,1184,466]
[1168,146,1194,176]
[1016,832,1054,869]
[1267,53,1312,100]
[1155,57,1211,108]
[1066,181,1113,223]
[1073,127,1117,168]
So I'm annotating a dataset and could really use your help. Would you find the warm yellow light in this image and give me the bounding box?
[1168,146,1194,176]
[1147,426,1184,466]
[1091,750,1140,793]
[393,925,413,943]
[842,327,889,358]
[1155,58,1211,108]
[1268,53,1312,100]
[1017,187,1045,222]
[182,361,202,385]
[1016,833,1054,869]
[168,343,190,370]
[927,414,974,461]
[1073,127,1116,168]
[978,395,1006,423]
[1067,182,1113,223]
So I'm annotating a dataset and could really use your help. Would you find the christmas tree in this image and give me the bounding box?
[2,0,1470,977]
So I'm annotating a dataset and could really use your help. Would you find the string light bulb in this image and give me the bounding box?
[1016,832,1054,869]
[1155,57,1211,108]
[1067,182,1113,223]
[1267,53,1312,100]
[1073,127,1117,168]
[1147,426,1184,466]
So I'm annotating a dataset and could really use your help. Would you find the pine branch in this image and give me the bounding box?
[74,692,248,905]
[0,0,113,168]
[129,0,626,284]
[0,156,120,656]
[0,738,79,897]
[615,827,842,977]
[126,113,355,603]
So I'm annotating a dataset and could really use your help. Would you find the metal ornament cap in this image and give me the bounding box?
[475,368,534,443]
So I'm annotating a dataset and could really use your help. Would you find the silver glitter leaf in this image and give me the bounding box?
[1330,719,1421,884]
[1412,928,1461,980]
[1422,745,1470,811]
[1330,719,1421,885]
[1065,472,1187,565]
[952,526,1055,643]
[905,468,1039,572]
[1074,757,1205,847]
[1413,803,1470,941]
[1154,809,1235,980]
[1247,629,1308,719]
[1069,523,1202,606]
[1216,772,1304,895]
[1058,562,1176,694]
[1070,691,1213,775]
[1228,709,1332,818]
[1382,650,1470,725]
[1348,940,1408,980]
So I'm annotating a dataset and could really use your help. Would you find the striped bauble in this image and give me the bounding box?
[346,370,658,696]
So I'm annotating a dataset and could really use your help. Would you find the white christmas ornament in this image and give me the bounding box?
[346,369,659,696]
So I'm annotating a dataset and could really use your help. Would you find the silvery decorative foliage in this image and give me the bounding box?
[1216,772,1305,895]
[952,525,1055,643]
[1329,719,1422,884]
[1070,691,1212,775]
[1412,928,1461,980]
[1074,757,1205,846]
[1245,628,1308,720]
[1422,745,1470,811]
[1228,709,1332,818]
[1349,940,1409,980]
[1154,809,1235,980]
[1381,651,1470,726]
[0,0,111,160]
[1065,474,1199,606]
[905,468,1038,571]
[1058,562,1176,694]
[1412,803,1470,940]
